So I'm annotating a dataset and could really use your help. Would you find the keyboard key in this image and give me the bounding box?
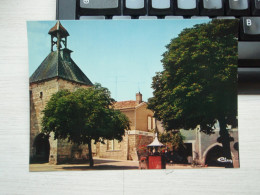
[216,16,236,19]
[79,16,106,20]
[252,0,260,15]
[165,16,184,19]
[191,16,209,19]
[148,0,173,16]
[177,0,196,9]
[139,16,158,19]
[240,17,260,41]
[174,0,199,16]
[226,0,250,16]
[56,0,77,20]
[112,16,132,19]
[200,0,224,16]
[79,0,121,15]
[238,42,260,60]
[123,0,147,16]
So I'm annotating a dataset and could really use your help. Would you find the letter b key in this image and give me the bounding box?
[241,17,260,40]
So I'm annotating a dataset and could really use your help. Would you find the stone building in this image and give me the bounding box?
[29,21,239,168]
[30,21,93,164]
[29,21,155,164]
[180,126,239,168]
[92,93,155,161]
[157,124,239,168]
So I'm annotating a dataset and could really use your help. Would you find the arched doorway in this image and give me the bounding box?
[205,145,225,167]
[33,133,50,163]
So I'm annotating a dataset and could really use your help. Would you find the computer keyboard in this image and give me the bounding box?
[56,0,260,94]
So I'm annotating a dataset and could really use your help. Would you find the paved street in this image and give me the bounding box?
[30,158,139,171]
[29,157,214,172]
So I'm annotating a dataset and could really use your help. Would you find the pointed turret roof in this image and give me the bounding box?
[48,21,69,37]
[30,50,93,85]
[30,21,92,86]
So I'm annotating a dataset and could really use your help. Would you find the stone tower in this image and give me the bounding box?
[30,21,92,164]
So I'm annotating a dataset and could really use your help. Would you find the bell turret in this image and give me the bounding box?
[30,21,92,86]
[48,21,70,52]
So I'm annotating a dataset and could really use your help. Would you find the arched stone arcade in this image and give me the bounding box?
[32,133,50,163]
[202,143,234,167]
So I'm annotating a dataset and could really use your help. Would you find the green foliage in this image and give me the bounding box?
[42,84,130,145]
[159,131,185,151]
[148,20,239,134]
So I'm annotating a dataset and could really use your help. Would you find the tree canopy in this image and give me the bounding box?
[42,84,130,166]
[148,20,239,167]
[159,131,185,151]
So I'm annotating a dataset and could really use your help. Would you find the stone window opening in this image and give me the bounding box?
[152,117,155,130]
[40,92,43,99]
[107,139,121,151]
[148,116,152,130]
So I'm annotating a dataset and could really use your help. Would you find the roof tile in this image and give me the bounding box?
[113,101,138,109]
[30,50,92,85]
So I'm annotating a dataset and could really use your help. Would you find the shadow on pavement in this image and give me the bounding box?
[92,159,119,165]
[62,158,139,170]
[62,165,139,170]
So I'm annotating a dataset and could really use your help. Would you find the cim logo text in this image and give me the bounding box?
[217,157,233,163]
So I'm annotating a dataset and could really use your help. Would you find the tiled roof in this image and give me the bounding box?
[113,101,139,109]
[30,50,93,85]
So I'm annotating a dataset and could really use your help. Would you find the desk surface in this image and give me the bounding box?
[0,0,260,194]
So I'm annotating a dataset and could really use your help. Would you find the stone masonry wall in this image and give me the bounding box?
[30,78,91,164]
[30,79,59,162]
[180,128,239,167]
[97,132,128,160]
[199,129,239,167]
[57,140,89,164]
[128,134,154,161]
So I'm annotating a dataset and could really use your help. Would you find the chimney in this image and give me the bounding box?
[136,92,142,104]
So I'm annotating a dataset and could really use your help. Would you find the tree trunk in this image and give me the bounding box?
[218,116,233,168]
[88,141,94,167]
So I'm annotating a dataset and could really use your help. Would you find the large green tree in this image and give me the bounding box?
[159,131,185,151]
[148,20,239,167]
[42,84,130,167]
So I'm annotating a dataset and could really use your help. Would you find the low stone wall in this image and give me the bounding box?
[95,131,154,161]
[49,139,90,164]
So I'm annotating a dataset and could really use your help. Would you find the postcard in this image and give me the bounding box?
[27,19,239,171]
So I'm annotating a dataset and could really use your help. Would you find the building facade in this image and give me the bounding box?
[92,93,155,161]
[157,124,239,168]
[30,21,93,164]
[29,21,156,164]
[180,127,239,168]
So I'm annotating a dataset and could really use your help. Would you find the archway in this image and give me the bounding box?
[33,133,50,163]
[205,145,225,167]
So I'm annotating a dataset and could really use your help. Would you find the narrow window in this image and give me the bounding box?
[152,117,156,129]
[107,139,121,151]
[107,140,113,151]
[148,116,152,130]
[40,92,43,99]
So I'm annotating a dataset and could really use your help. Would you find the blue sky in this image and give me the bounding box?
[27,19,210,102]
